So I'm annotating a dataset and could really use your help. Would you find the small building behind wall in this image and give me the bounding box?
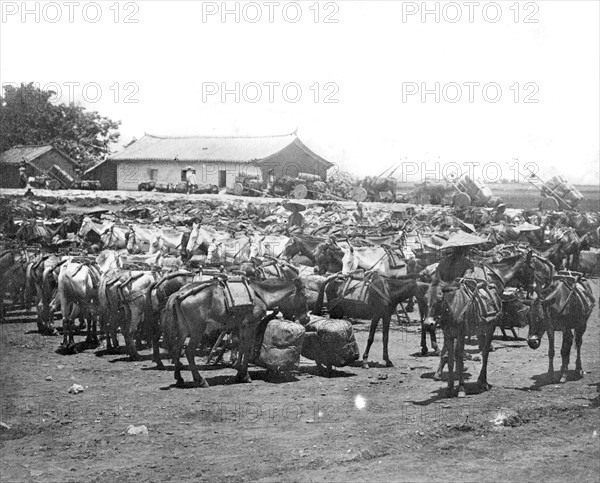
[85,131,333,190]
[0,145,78,188]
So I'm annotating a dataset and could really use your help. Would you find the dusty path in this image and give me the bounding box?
[1,280,598,482]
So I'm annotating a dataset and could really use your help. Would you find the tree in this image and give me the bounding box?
[0,82,120,170]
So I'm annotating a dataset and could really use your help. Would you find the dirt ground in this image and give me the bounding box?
[1,189,599,482]
[1,278,598,482]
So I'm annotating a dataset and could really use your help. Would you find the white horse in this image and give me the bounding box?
[341,245,409,277]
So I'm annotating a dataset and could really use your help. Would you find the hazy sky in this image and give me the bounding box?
[1,1,599,184]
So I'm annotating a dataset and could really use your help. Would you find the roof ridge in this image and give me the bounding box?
[9,144,53,149]
[144,132,297,140]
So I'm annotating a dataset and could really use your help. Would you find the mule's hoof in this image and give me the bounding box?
[478,381,491,392]
[195,379,210,388]
[385,360,394,368]
[421,347,428,356]
[235,373,252,384]
[362,361,370,369]
[175,379,185,388]
[433,372,442,381]
[458,390,466,398]
[155,362,165,371]
[445,388,455,398]
[560,375,567,384]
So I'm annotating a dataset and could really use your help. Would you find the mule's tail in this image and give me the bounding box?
[161,293,182,361]
[24,262,35,309]
[142,281,158,342]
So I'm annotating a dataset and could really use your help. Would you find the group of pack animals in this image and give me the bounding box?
[0,199,597,397]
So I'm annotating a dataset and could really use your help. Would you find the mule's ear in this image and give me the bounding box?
[293,278,304,291]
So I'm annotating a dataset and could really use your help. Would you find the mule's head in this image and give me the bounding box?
[77,217,92,238]
[526,297,546,350]
[279,278,310,325]
[280,237,299,260]
[341,246,356,275]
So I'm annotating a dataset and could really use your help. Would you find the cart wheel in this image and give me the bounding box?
[350,186,368,202]
[233,182,244,196]
[292,184,308,199]
[454,192,471,208]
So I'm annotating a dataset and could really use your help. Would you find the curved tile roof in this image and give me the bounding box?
[110,132,329,164]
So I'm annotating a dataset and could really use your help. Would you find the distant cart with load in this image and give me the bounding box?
[512,163,584,211]
[452,174,501,208]
[538,175,584,211]
[232,171,368,202]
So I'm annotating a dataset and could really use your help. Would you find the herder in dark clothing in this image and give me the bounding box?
[426,245,474,322]
[283,201,306,234]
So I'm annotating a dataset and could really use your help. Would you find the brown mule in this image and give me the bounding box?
[161,277,310,387]
[528,271,595,383]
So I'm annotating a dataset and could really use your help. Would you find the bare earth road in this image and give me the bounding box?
[1,282,598,482]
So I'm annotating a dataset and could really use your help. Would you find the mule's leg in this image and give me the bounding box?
[152,327,165,369]
[574,326,585,377]
[61,317,69,348]
[86,312,99,345]
[547,327,555,381]
[123,324,140,361]
[559,328,573,383]
[382,313,393,367]
[477,327,493,392]
[233,326,253,384]
[456,336,466,398]
[433,339,447,381]
[446,335,455,397]
[420,321,428,356]
[362,315,380,369]
[186,335,209,388]
[172,336,187,386]
[429,324,440,356]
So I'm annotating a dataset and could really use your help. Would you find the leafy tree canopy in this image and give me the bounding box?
[0,82,120,170]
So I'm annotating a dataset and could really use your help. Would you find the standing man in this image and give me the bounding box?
[185,166,197,194]
[266,168,275,194]
[19,165,28,189]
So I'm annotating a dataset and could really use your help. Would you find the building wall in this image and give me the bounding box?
[0,150,76,188]
[32,150,76,177]
[114,160,263,191]
[257,142,330,182]
[87,159,118,190]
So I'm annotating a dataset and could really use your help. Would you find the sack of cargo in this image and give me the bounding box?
[155,182,170,192]
[257,320,305,372]
[174,182,188,193]
[302,317,360,368]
